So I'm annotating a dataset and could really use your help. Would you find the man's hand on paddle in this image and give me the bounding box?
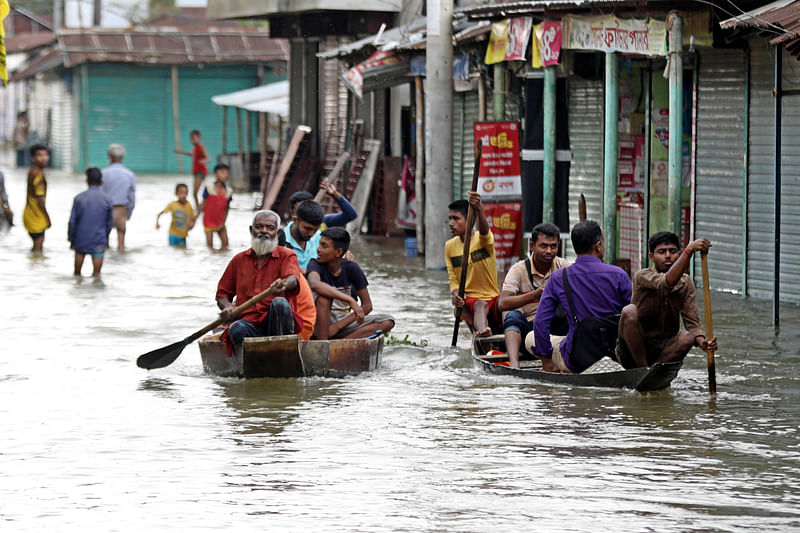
[687,237,712,255]
[268,277,289,295]
[697,335,718,352]
[452,290,465,308]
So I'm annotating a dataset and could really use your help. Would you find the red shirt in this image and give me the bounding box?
[192,143,208,175]
[216,247,303,328]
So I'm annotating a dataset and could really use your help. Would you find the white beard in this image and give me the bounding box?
[251,234,277,256]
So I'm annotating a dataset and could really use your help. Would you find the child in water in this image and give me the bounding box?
[173,129,210,208]
[156,183,196,247]
[196,163,232,251]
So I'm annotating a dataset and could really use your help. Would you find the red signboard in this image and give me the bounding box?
[473,121,522,198]
[540,21,562,66]
[484,201,523,271]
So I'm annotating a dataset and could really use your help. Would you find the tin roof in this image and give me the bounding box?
[456,0,642,20]
[720,0,800,55]
[55,28,288,67]
[211,80,289,116]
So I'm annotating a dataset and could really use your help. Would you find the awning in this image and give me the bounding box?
[211,80,289,117]
[720,0,800,56]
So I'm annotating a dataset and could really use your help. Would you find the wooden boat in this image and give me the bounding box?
[199,333,383,379]
[471,335,682,392]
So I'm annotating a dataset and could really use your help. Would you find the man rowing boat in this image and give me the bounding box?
[616,232,718,368]
[445,191,501,337]
[216,210,316,349]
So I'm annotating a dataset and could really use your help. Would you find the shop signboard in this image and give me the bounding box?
[484,201,523,271]
[474,121,522,197]
[563,15,667,56]
[343,50,404,99]
[532,21,563,67]
[485,17,533,64]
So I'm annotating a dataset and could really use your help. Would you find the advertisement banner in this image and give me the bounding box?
[505,17,533,61]
[485,20,509,65]
[342,50,404,99]
[533,21,562,67]
[484,202,523,271]
[474,121,522,197]
[563,15,667,56]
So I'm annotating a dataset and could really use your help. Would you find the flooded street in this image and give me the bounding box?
[1,159,799,531]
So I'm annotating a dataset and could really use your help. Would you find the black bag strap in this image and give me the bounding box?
[562,268,579,325]
[524,258,534,287]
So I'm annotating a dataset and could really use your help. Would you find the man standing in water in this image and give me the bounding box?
[68,168,113,277]
[23,144,51,253]
[101,143,136,252]
[445,191,501,337]
[499,223,570,369]
[616,232,718,368]
[216,210,316,346]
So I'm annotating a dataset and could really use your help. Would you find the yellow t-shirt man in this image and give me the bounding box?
[23,168,48,234]
[445,230,500,301]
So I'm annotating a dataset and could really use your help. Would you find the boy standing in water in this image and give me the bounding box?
[23,144,52,253]
[197,163,232,251]
[174,129,210,208]
[156,183,196,247]
[68,167,113,276]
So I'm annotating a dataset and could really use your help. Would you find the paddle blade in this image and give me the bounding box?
[136,339,188,370]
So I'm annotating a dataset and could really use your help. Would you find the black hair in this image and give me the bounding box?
[571,220,603,255]
[648,231,680,253]
[448,199,469,218]
[29,143,48,157]
[531,223,561,244]
[289,191,313,209]
[295,200,324,226]
[86,167,102,185]
[213,163,229,173]
[321,226,350,254]
[190,129,201,137]
[175,183,188,193]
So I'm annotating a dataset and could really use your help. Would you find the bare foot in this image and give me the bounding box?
[476,327,492,338]
[540,358,560,372]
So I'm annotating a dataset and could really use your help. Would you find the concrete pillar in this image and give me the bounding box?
[603,52,618,265]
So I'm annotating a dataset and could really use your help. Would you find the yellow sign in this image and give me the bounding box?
[493,213,518,231]
[485,20,509,65]
[0,0,9,84]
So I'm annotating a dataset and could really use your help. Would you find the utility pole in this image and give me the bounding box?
[424,0,454,269]
[93,0,102,26]
[667,12,683,238]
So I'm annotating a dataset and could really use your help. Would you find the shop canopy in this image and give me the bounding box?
[211,80,289,117]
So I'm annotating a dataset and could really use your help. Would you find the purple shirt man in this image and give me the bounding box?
[531,221,631,373]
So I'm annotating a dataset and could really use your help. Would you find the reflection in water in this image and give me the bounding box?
[0,160,799,530]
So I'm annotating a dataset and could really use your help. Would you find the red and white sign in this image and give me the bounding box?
[540,21,562,66]
[484,202,523,271]
[473,121,522,198]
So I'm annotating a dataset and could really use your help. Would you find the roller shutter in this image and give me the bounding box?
[452,90,480,200]
[567,76,604,229]
[694,48,746,293]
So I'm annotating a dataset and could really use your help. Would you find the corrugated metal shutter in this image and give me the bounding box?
[51,78,74,171]
[779,51,800,302]
[747,40,776,300]
[452,90,480,200]
[694,48,746,293]
[567,76,604,228]
[84,64,261,173]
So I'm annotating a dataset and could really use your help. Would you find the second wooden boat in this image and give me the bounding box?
[199,333,383,379]
[472,335,682,392]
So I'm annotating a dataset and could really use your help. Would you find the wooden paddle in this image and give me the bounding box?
[578,193,587,221]
[451,141,483,347]
[700,252,717,394]
[136,281,286,370]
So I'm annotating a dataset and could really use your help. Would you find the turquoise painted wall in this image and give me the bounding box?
[78,63,283,173]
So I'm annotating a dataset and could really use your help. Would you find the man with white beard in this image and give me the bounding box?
[215,210,316,345]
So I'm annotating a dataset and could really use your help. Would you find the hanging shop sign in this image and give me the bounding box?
[484,202,523,271]
[532,21,563,68]
[474,121,522,197]
[343,50,405,99]
[485,17,533,64]
[563,15,667,56]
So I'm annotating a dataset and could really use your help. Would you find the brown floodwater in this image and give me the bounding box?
[1,159,798,531]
